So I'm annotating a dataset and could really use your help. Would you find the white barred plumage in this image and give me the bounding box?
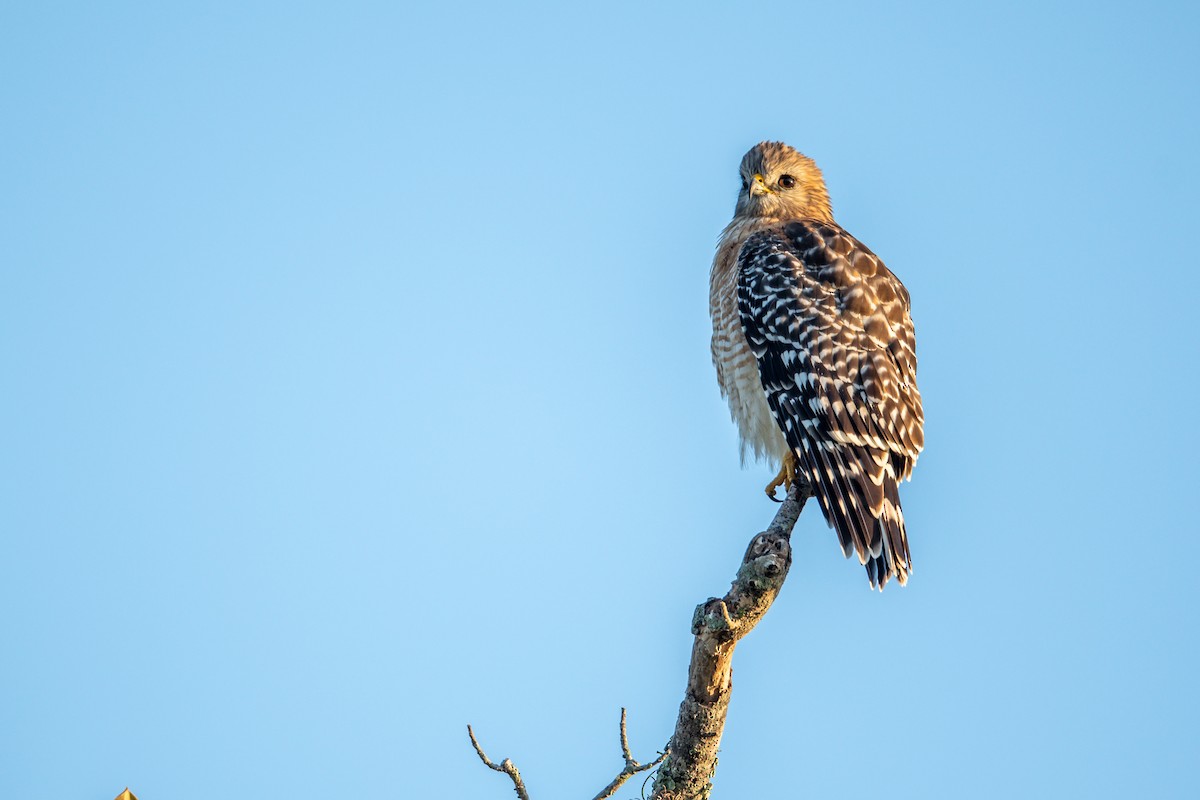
[710,142,924,589]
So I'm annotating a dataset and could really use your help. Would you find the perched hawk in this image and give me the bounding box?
[710,142,924,589]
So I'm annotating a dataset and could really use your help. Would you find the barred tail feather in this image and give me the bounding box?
[865,472,911,590]
[797,443,912,590]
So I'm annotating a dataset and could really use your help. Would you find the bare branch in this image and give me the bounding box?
[468,725,531,800]
[650,480,811,799]
[467,479,811,800]
[763,477,808,541]
[469,709,666,800]
[591,708,669,800]
[619,706,633,763]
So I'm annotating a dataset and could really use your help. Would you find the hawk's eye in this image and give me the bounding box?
[740,178,748,192]
[779,174,797,189]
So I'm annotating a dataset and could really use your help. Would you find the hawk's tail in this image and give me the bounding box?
[798,442,912,591]
[864,475,911,590]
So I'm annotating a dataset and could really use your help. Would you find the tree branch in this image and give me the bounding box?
[650,480,811,800]
[468,724,531,800]
[468,479,811,799]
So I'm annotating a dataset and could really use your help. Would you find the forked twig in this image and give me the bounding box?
[592,708,669,800]
[468,709,667,800]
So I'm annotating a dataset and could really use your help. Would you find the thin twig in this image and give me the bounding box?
[619,707,633,763]
[592,709,669,800]
[467,725,531,800]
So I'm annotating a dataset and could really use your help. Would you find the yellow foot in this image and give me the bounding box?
[764,451,797,503]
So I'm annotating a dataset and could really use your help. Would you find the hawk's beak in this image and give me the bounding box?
[750,173,772,196]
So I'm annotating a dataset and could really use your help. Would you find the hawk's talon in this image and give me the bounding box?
[763,452,797,503]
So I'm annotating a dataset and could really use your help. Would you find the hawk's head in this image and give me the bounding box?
[734,142,833,223]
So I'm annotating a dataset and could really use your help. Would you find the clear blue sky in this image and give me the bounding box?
[3,2,1198,798]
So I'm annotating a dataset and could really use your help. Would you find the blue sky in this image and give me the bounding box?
[2,1,1198,798]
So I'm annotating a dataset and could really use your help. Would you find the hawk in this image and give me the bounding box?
[710,142,924,589]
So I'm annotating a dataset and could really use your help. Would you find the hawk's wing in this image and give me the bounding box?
[736,220,924,587]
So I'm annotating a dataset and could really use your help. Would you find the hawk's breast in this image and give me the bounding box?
[710,219,790,466]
